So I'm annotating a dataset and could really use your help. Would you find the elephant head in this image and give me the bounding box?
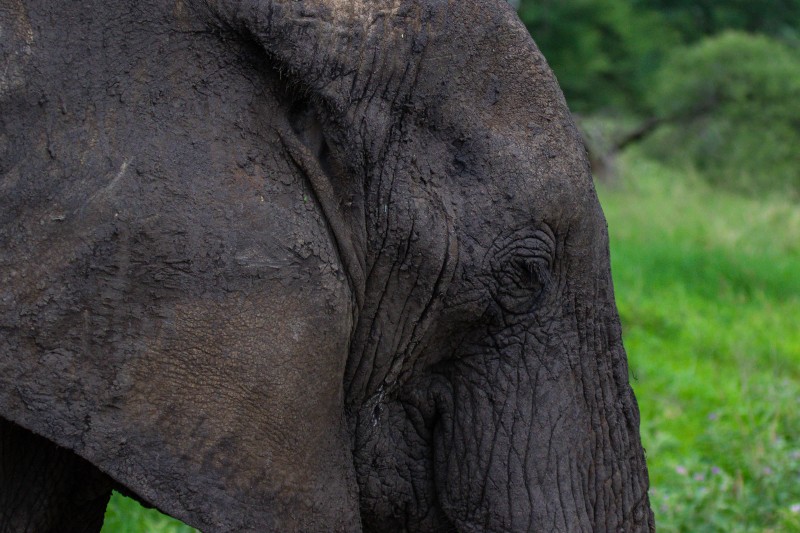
[0,0,653,531]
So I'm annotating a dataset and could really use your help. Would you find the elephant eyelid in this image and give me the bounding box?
[483,232,556,316]
[511,255,551,287]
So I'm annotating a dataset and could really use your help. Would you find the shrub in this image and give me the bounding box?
[645,31,800,197]
[517,0,677,113]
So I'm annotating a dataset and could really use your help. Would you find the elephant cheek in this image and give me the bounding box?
[432,329,653,532]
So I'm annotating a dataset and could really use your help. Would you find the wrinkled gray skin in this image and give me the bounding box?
[0,0,653,531]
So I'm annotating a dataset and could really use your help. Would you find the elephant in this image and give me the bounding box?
[0,0,654,531]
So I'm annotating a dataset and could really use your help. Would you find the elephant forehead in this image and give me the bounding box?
[398,0,598,237]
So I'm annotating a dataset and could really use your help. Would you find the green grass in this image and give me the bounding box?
[599,152,800,532]
[101,493,196,533]
[102,152,800,531]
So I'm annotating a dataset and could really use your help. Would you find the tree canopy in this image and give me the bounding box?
[517,0,800,196]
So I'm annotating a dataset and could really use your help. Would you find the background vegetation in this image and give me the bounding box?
[520,0,800,199]
[102,1,800,530]
[600,153,800,532]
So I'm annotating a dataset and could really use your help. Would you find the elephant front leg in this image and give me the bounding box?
[0,418,113,533]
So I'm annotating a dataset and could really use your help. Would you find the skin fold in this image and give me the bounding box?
[0,0,654,531]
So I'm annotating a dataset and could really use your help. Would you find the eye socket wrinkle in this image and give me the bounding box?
[490,252,552,318]
[476,227,557,320]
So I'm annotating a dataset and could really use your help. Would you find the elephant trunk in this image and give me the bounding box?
[432,292,654,531]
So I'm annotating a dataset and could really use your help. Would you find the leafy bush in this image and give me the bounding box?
[517,0,677,113]
[645,31,800,197]
[633,0,800,42]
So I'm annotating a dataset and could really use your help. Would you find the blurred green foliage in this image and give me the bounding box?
[518,0,800,112]
[517,0,800,196]
[645,32,800,197]
[635,0,800,41]
[517,0,677,113]
[102,493,197,533]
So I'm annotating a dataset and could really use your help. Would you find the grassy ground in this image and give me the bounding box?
[599,152,800,532]
[101,152,800,531]
[101,493,196,533]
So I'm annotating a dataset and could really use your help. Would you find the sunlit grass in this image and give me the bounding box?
[102,492,196,533]
[599,151,800,532]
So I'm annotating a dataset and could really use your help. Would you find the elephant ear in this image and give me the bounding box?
[208,1,363,105]
[207,0,423,308]
[207,0,416,111]
[0,2,422,531]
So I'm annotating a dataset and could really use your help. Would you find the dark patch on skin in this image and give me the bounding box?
[1,1,653,532]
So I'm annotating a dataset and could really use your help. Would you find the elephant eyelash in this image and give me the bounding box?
[510,257,551,291]
[490,256,552,317]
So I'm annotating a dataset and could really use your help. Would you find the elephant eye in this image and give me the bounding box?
[482,227,556,318]
[494,255,551,315]
[510,257,548,292]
